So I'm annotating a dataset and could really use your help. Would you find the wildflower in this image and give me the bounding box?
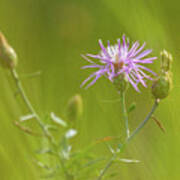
[81,35,157,92]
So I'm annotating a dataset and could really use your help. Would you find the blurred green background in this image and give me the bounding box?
[0,0,179,179]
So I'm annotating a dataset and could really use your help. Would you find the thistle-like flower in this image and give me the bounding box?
[81,35,157,92]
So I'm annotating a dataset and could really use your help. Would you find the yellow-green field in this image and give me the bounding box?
[0,0,179,179]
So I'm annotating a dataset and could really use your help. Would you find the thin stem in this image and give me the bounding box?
[11,69,39,119]
[120,91,130,138]
[97,154,116,180]
[10,69,55,144]
[126,99,159,143]
[11,68,72,179]
[96,91,129,180]
[96,99,159,180]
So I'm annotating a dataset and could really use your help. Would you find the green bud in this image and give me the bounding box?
[113,73,129,93]
[66,94,83,122]
[160,50,172,73]
[152,50,173,100]
[152,72,172,100]
[0,32,17,69]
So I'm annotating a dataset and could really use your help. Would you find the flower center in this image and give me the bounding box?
[114,61,124,70]
[113,54,124,71]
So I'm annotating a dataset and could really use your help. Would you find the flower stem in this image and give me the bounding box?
[96,99,159,180]
[10,69,55,145]
[96,91,129,180]
[126,99,159,143]
[10,69,72,179]
[120,91,130,138]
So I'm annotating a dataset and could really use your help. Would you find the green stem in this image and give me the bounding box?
[11,69,55,144]
[97,154,116,180]
[96,99,159,180]
[120,91,130,138]
[11,69,72,179]
[97,91,129,180]
[126,99,159,143]
[11,69,39,119]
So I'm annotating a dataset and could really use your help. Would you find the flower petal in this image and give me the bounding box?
[133,42,146,57]
[135,49,152,59]
[98,39,110,58]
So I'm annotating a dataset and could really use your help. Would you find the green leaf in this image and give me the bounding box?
[128,103,136,113]
[20,114,35,121]
[81,157,105,169]
[106,143,115,154]
[50,112,67,127]
[21,71,42,78]
[32,159,51,170]
[117,158,140,163]
[36,148,54,155]
[45,125,58,131]
[65,129,77,139]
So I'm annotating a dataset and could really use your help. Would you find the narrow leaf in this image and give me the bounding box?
[128,103,136,113]
[20,114,35,122]
[81,157,105,169]
[65,129,77,139]
[21,71,42,78]
[50,112,67,127]
[106,144,115,154]
[152,116,166,133]
[32,159,51,170]
[14,121,40,136]
[36,148,53,155]
[45,125,58,131]
[117,158,140,163]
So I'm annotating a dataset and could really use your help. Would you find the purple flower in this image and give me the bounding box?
[81,35,157,92]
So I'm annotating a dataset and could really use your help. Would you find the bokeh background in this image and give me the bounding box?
[0,0,179,179]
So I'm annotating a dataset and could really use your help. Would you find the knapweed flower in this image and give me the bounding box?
[81,35,157,92]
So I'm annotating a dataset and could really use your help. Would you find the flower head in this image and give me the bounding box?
[81,35,157,92]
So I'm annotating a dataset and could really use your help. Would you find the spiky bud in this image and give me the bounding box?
[0,32,17,69]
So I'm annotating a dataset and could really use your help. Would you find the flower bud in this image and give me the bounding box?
[113,73,129,93]
[152,72,172,100]
[0,32,17,69]
[152,50,173,100]
[160,50,172,73]
[66,94,83,122]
